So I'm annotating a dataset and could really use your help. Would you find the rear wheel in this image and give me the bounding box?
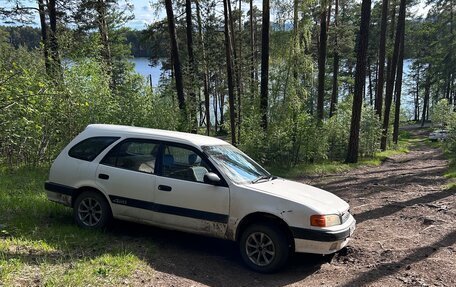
[73,191,111,229]
[239,223,290,273]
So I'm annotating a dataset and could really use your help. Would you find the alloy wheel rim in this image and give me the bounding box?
[245,232,275,266]
[78,197,102,226]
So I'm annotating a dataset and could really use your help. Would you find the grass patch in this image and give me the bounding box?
[364,139,410,165]
[268,133,412,179]
[0,166,154,286]
[41,252,144,286]
[443,152,456,189]
[418,130,456,188]
[446,168,456,189]
[268,161,351,178]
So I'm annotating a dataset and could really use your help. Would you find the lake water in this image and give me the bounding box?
[131,56,412,89]
[131,57,415,116]
[129,57,163,86]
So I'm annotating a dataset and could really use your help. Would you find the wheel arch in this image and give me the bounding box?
[71,186,111,209]
[235,212,295,251]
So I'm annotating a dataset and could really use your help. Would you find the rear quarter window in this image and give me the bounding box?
[68,137,119,161]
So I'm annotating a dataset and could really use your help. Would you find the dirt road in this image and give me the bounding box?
[119,134,456,287]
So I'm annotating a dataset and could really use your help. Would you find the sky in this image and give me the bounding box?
[0,0,161,29]
[121,0,433,30]
[0,0,432,30]
[112,0,264,30]
[125,0,159,30]
[0,0,251,29]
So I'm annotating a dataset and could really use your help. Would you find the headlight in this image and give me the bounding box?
[310,214,341,227]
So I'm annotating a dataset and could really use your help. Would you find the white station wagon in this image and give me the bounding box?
[45,124,356,272]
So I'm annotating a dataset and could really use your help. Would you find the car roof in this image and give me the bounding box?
[84,124,229,147]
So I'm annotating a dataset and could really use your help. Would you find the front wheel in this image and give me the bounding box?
[73,191,111,229]
[239,223,290,273]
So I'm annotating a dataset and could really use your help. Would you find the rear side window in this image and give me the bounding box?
[100,139,159,174]
[68,137,119,161]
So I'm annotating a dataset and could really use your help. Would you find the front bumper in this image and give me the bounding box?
[292,217,356,254]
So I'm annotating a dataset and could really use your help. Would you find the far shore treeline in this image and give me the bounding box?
[0,26,163,58]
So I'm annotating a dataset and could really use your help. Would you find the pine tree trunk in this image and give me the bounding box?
[223,0,237,144]
[47,0,61,77]
[450,73,454,105]
[294,0,299,35]
[414,67,420,121]
[375,0,389,118]
[381,0,405,151]
[185,0,198,133]
[185,0,195,71]
[345,0,372,163]
[452,78,455,110]
[421,67,431,127]
[293,0,299,82]
[326,0,332,31]
[445,73,451,101]
[260,0,270,130]
[393,25,405,144]
[317,1,328,121]
[214,81,218,133]
[220,90,225,126]
[383,0,397,117]
[195,0,211,135]
[249,0,256,97]
[385,1,397,91]
[227,0,239,101]
[329,0,339,117]
[165,0,186,112]
[37,0,50,74]
[96,0,113,86]
[368,57,373,106]
[237,0,242,143]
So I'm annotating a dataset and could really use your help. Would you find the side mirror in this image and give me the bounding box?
[203,172,221,185]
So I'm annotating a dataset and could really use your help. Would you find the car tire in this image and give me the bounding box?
[239,223,290,273]
[73,190,111,229]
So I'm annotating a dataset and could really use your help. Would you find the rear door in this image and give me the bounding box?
[153,143,230,238]
[96,139,159,221]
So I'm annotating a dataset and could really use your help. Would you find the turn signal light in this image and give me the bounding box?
[310,214,341,227]
[310,215,326,227]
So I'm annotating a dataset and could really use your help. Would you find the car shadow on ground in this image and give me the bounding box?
[108,219,326,287]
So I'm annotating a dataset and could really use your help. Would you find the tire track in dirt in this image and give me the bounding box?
[295,134,456,287]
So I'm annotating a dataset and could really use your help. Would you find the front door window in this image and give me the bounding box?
[162,145,213,183]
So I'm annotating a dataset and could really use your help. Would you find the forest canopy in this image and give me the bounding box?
[0,0,454,168]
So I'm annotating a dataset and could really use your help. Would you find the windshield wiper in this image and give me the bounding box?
[251,175,273,184]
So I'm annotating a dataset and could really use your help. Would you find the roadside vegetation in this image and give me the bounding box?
[427,99,456,188]
[269,130,411,178]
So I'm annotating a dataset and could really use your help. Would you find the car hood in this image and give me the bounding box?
[245,178,349,214]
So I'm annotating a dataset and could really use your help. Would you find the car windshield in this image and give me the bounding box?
[203,145,271,184]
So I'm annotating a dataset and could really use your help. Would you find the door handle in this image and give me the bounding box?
[98,173,109,180]
[158,185,172,192]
